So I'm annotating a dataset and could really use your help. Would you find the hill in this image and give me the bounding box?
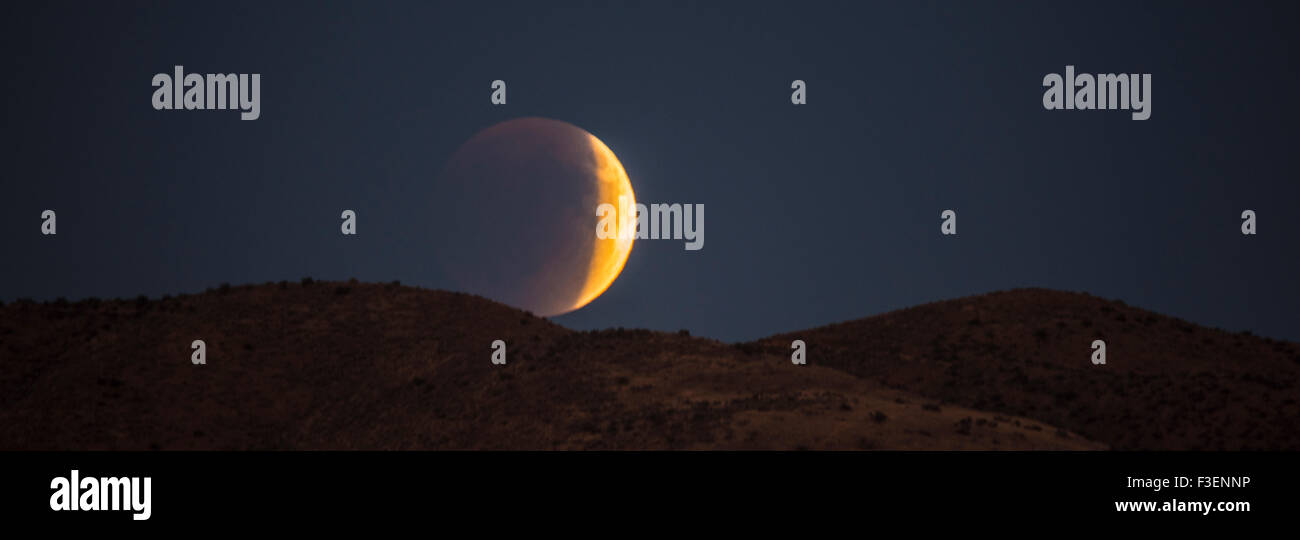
[758,288,1300,450]
[0,281,1101,450]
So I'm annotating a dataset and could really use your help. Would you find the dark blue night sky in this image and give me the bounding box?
[3,1,1297,342]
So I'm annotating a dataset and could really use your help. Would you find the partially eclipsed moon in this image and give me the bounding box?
[433,118,635,316]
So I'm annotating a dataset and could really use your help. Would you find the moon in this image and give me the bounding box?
[433,117,635,316]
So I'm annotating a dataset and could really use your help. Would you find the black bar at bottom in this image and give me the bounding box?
[2,451,1289,527]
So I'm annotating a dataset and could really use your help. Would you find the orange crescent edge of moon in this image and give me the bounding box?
[568,133,636,313]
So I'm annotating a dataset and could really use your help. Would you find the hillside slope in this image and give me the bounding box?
[0,282,1098,450]
[759,289,1300,450]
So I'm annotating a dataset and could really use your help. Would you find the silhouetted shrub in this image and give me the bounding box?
[301,277,314,286]
[334,286,351,295]
[218,283,231,294]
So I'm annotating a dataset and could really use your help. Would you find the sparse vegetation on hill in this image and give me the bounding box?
[760,288,1300,450]
[1,284,1292,450]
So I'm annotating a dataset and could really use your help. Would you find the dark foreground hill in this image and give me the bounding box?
[0,282,1294,450]
[760,289,1300,450]
[0,281,1096,450]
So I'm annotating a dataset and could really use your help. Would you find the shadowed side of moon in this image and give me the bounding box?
[432,117,634,316]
